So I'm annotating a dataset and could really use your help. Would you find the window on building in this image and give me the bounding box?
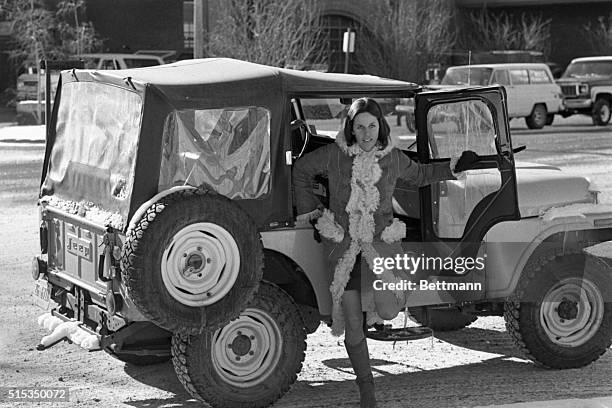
[183,0,194,49]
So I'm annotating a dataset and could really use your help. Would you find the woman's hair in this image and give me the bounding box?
[343,97,391,149]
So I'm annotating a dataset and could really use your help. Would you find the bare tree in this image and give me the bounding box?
[356,0,456,83]
[4,0,102,69]
[56,0,103,56]
[461,8,551,55]
[205,0,325,68]
[4,0,58,66]
[583,14,612,54]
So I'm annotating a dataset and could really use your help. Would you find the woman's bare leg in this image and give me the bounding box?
[342,289,364,346]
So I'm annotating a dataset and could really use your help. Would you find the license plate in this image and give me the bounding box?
[32,279,51,310]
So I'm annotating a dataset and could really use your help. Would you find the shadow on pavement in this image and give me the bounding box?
[431,327,525,359]
[122,361,204,407]
[116,337,612,408]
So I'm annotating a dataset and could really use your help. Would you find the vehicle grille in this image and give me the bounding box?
[560,85,577,96]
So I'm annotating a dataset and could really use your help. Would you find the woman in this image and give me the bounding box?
[293,97,474,408]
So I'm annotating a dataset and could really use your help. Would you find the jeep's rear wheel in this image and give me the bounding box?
[504,253,612,368]
[172,282,306,408]
[525,104,548,129]
[592,98,611,126]
[122,190,263,335]
[409,307,477,331]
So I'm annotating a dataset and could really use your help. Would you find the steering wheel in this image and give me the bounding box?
[291,119,310,160]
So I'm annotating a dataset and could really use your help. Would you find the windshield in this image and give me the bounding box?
[299,97,416,150]
[562,61,612,78]
[442,67,493,86]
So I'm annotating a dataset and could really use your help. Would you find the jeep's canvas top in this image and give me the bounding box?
[68,57,418,95]
[41,58,418,231]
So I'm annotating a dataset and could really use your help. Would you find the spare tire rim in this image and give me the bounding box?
[161,222,240,307]
[211,307,282,388]
[540,277,603,347]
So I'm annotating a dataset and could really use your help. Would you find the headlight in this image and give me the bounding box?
[578,84,589,95]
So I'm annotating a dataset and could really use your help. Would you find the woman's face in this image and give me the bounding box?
[352,111,379,152]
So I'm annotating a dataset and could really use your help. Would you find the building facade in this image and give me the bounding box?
[1,0,612,93]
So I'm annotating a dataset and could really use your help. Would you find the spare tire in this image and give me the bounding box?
[122,189,263,335]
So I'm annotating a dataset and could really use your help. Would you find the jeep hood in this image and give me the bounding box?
[515,162,595,217]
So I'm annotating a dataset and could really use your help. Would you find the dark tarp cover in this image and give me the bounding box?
[41,58,418,230]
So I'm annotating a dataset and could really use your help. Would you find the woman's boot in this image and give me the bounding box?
[344,338,377,408]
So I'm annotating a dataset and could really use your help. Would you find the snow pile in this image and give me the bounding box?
[37,312,100,350]
[541,203,612,222]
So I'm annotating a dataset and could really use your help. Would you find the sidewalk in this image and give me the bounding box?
[0,124,45,143]
[477,397,612,408]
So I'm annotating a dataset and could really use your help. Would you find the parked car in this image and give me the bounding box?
[397,63,564,130]
[33,58,612,408]
[557,56,612,125]
[79,52,165,70]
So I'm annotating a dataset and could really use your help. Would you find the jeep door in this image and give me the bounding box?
[414,86,520,266]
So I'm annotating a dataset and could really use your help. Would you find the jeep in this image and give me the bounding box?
[33,58,612,408]
[557,56,612,125]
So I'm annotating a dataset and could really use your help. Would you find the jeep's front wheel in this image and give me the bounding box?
[504,253,612,368]
[525,104,548,129]
[592,98,611,126]
[122,190,263,335]
[172,282,306,408]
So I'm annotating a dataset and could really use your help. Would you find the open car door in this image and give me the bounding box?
[414,86,520,273]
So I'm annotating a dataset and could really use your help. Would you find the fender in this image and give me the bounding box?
[485,203,612,298]
[260,223,331,315]
[126,185,197,233]
[591,86,612,101]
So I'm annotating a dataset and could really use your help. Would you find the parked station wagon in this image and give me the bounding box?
[398,63,564,131]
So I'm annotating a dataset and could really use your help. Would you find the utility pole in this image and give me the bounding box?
[194,0,205,58]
